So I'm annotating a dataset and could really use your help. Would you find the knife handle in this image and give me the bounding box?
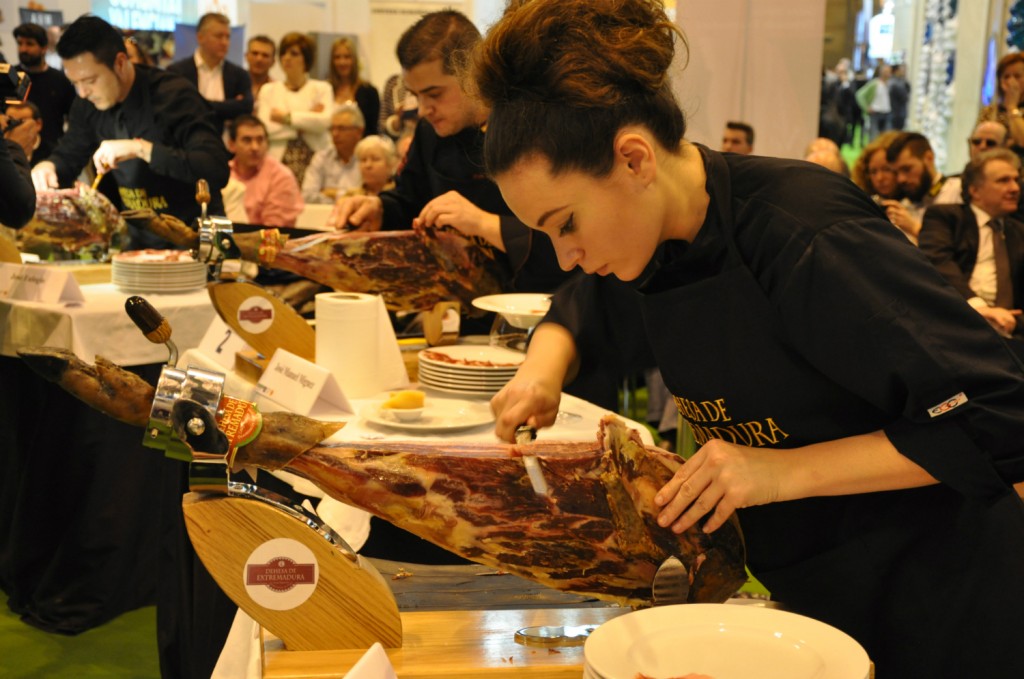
[125,295,171,344]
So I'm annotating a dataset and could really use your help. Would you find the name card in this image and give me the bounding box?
[198,315,253,371]
[256,348,352,417]
[0,263,85,304]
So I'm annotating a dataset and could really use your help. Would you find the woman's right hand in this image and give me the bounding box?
[490,323,578,442]
[491,372,563,442]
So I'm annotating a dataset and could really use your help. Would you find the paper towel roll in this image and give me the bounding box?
[315,292,410,398]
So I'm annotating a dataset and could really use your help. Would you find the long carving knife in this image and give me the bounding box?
[516,425,549,497]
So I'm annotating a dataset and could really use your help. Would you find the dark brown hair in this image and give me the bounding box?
[725,121,754,146]
[56,15,127,69]
[996,53,1024,101]
[396,10,481,74]
[247,35,276,58]
[886,131,932,164]
[471,0,687,178]
[279,32,315,72]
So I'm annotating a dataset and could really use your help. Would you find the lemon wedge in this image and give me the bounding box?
[381,389,426,409]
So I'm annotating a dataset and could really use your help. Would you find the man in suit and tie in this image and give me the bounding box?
[920,148,1024,339]
[167,13,252,130]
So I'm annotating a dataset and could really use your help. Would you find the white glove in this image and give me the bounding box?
[92,138,148,174]
[31,160,59,192]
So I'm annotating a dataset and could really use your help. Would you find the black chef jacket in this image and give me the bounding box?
[48,65,229,249]
[546,147,1024,678]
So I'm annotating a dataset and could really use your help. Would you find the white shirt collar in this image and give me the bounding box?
[194,49,223,73]
[969,202,997,229]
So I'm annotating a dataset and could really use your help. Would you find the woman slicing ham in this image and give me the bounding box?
[478,1,1024,677]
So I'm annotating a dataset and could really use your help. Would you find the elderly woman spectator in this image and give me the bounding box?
[851,130,901,201]
[342,135,398,197]
[978,53,1024,161]
[328,37,380,136]
[257,32,333,183]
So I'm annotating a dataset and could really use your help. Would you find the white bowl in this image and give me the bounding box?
[471,293,551,329]
[383,407,424,422]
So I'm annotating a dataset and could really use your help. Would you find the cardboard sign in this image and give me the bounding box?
[0,263,85,304]
[198,315,254,372]
[256,348,352,417]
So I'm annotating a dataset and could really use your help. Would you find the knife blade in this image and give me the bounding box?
[652,555,690,606]
[516,425,549,497]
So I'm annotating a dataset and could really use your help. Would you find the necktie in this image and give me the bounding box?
[991,218,1014,309]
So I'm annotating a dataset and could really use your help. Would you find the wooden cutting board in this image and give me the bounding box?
[208,281,316,362]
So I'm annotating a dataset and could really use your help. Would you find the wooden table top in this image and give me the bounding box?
[261,606,628,678]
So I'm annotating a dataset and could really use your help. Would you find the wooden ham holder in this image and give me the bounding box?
[182,491,403,651]
[129,295,402,651]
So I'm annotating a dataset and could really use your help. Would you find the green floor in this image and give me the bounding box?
[0,596,160,679]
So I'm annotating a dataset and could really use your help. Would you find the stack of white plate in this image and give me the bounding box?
[112,249,208,294]
[417,345,524,396]
[582,604,870,679]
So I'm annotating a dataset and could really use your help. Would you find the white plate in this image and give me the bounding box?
[472,293,551,328]
[419,345,525,369]
[417,365,514,386]
[584,604,870,679]
[361,397,495,432]
[419,382,503,398]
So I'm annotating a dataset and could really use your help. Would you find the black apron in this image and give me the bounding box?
[638,153,1024,678]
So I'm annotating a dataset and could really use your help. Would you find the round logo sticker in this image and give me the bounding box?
[237,296,274,334]
[244,538,318,610]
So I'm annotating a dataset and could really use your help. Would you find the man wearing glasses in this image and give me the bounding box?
[922,122,1013,221]
[968,121,1010,160]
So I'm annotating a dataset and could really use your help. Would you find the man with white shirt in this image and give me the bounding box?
[167,13,252,129]
[919,148,1024,339]
[301,104,364,203]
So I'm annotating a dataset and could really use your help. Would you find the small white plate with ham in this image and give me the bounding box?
[361,397,495,433]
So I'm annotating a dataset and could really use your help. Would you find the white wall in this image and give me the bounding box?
[676,0,826,159]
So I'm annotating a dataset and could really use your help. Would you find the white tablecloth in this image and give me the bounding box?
[0,282,216,365]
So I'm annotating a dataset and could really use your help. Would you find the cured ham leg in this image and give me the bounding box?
[123,210,509,311]
[18,348,746,607]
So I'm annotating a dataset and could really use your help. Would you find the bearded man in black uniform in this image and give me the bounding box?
[31,15,229,250]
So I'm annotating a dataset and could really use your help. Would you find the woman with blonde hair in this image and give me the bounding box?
[257,32,333,183]
[477,1,1024,676]
[343,135,398,197]
[328,37,380,136]
[850,129,900,200]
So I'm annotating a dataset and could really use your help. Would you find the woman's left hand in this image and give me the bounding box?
[270,108,289,124]
[654,440,786,534]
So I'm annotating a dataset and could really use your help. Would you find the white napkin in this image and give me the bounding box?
[342,642,397,679]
